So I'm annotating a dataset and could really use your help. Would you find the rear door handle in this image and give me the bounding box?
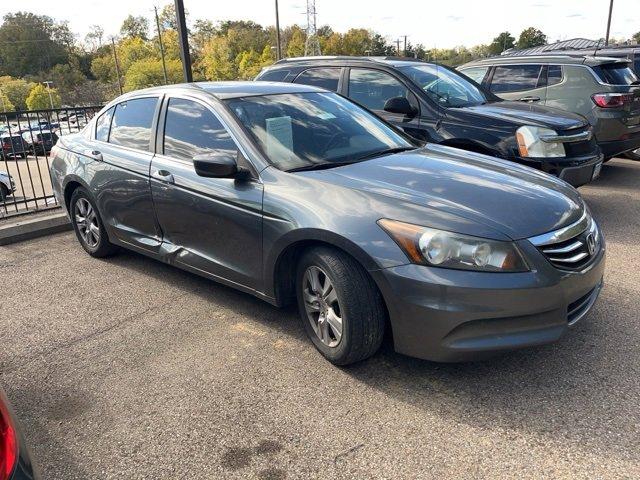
[84,149,103,161]
[518,96,540,102]
[151,169,174,184]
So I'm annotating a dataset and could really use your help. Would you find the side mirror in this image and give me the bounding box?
[383,96,417,116]
[193,152,238,178]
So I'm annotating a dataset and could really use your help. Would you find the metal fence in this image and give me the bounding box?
[0,106,103,218]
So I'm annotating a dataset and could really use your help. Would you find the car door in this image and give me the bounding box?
[92,96,163,252]
[345,67,427,141]
[487,64,547,103]
[150,95,264,290]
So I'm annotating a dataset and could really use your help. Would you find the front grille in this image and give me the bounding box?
[529,212,601,271]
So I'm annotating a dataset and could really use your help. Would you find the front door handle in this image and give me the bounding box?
[84,149,103,161]
[518,96,540,102]
[151,169,174,184]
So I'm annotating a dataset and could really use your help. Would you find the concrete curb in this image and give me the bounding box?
[0,211,71,246]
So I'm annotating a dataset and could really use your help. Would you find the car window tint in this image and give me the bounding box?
[95,106,114,142]
[461,66,489,84]
[490,65,543,93]
[547,65,563,86]
[348,68,410,110]
[592,63,639,85]
[109,98,157,150]
[163,98,237,161]
[293,68,341,91]
[258,69,290,82]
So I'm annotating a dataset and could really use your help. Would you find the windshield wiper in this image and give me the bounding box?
[353,146,416,162]
[286,161,360,173]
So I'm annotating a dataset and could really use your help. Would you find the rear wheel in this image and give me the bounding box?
[625,148,640,161]
[296,247,385,366]
[70,188,118,258]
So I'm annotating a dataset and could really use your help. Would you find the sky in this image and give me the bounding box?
[1,0,638,49]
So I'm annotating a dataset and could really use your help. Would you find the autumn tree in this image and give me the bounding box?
[26,83,61,110]
[120,15,149,40]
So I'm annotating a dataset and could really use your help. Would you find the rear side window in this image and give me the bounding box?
[258,69,290,82]
[490,65,543,93]
[348,68,411,111]
[634,58,640,76]
[293,68,341,91]
[109,98,158,151]
[461,66,489,84]
[592,63,638,85]
[95,107,114,142]
[547,65,563,86]
[163,98,237,161]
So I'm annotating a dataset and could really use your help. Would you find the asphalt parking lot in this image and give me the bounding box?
[1,158,639,479]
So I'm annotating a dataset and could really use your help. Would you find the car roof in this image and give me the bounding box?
[267,56,431,69]
[114,81,326,101]
[463,54,629,68]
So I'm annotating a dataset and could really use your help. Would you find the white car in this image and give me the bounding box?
[0,170,15,200]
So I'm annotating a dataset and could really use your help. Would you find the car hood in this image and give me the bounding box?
[303,144,584,240]
[458,101,588,131]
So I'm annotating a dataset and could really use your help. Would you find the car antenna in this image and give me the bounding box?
[593,38,602,57]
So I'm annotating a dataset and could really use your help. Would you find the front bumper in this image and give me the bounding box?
[372,237,605,362]
[517,153,603,188]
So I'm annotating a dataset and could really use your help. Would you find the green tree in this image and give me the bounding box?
[201,37,236,80]
[159,4,181,30]
[120,15,149,40]
[124,58,182,91]
[0,12,71,77]
[633,31,640,43]
[489,32,515,55]
[0,89,15,112]
[517,27,547,49]
[286,27,306,57]
[85,25,104,52]
[0,77,36,110]
[26,83,61,110]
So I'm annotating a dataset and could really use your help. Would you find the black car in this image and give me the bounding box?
[0,388,38,479]
[22,130,58,155]
[0,135,27,160]
[256,56,604,187]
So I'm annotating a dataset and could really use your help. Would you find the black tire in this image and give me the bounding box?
[0,184,8,201]
[69,187,118,258]
[295,246,385,366]
[625,148,640,161]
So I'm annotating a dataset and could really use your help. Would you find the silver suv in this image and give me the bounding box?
[460,55,640,160]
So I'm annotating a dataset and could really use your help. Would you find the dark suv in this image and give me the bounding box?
[257,56,603,187]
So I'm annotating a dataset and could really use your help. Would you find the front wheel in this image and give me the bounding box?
[296,247,385,366]
[625,148,640,161]
[70,188,118,258]
[0,184,8,201]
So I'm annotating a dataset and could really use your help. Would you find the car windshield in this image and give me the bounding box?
[592,63,639,85]
[225,92,413,171]
[399,64,489,107]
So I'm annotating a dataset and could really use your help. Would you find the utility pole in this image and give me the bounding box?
[403,35,407,57]
[43,81,55,109]
[275,0,282,60]
[395,39,401,56]
[154,6,168,84]
[111,38,123,95]
[605,0,614,46]
[174,0,193,82]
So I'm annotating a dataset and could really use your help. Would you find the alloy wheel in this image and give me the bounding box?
[74,197,100,248]
[302,266,343,347]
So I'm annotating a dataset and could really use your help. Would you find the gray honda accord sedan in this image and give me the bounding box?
[50,81,605,365]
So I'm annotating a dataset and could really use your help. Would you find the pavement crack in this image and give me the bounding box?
[334,443,364,465]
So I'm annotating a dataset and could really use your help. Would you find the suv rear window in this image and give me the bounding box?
[490,65,543,93]
[293,67,341,91]
[592,63,638,85]
[257,69,290,82]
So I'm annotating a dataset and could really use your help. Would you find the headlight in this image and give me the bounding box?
[516,126,565,158]
[378,219,529,272]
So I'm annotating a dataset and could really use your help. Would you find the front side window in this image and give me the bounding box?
[95,106,114,142]
[225,92,412,171]
[490,65,543,93]
[163,98,236,161]
[348,69,411,111]
[400,64,489,107]
[294,68,341,91]
[109,97,158,151]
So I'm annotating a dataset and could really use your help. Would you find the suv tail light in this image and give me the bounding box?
[0,395,17,480]
[592,92,634,108]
